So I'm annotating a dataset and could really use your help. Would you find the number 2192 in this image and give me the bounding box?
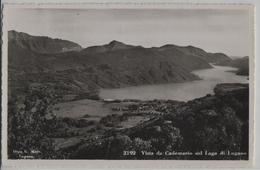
[123,150,136,156]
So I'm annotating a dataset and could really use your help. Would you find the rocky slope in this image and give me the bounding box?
[8,31,232,99]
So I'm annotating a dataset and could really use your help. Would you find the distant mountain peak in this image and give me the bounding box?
[8,30,31,39]
[8,30,82,54]
[107,40,129,48]
[108,40,125,46]
[105,40,134,51]
[9,30,18,34]
[159,44,178,49]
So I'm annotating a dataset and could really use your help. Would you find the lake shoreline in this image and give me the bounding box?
[99,65,248,101]
[50,83,249,160]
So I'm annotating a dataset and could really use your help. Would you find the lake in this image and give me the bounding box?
[99,65,249,101]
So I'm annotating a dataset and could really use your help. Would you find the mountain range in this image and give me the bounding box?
[8,30,243,99]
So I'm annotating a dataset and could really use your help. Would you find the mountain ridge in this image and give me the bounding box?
[8,30,234,100]
[8,30,83,54]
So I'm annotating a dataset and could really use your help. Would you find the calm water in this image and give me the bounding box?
[99,65,248,101]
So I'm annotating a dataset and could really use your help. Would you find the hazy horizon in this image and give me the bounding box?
[6,8,252,56]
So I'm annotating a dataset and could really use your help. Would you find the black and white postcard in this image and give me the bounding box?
[1,2,255,169]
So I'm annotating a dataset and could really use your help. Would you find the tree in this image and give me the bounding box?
[8,85,60,159]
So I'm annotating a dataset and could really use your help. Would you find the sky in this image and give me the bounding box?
[5,7,252,56]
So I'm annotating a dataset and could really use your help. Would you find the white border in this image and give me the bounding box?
[1,2,256,169]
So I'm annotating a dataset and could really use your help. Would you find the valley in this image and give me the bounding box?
[7,30,250,160]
